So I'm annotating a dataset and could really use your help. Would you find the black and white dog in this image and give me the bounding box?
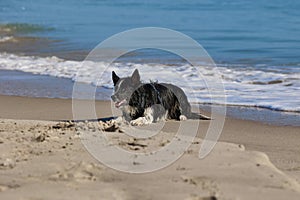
[111,69,210,126]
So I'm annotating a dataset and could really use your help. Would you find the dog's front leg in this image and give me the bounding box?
[130,117,149,126]
[130,108,154,126]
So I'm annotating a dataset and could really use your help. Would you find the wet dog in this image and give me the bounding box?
[111,69,210,126]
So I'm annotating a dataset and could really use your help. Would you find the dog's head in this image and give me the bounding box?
[111,69,141,108]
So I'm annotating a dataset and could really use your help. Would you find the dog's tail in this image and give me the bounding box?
[187,112,211,120]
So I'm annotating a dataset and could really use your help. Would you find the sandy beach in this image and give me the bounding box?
[1,1,300,199]
[0,95,300,200]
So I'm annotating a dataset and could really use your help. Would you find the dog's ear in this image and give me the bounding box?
[131,69,140,85]
[112,71,120,86]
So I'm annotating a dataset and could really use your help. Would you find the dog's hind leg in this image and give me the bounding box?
[179,115,187,121]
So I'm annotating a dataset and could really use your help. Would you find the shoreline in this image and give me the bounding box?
[0,50,299,118]
[0,94,300,199]
[0,79,299,126]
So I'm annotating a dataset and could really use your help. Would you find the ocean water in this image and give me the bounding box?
[0,0,299,114]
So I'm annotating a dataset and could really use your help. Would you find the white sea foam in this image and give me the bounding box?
[0,36,13,42]
[0,53,299,112]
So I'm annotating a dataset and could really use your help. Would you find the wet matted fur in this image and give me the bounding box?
[111,69,210,126]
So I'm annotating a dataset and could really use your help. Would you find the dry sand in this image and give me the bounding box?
[0,95,300,200]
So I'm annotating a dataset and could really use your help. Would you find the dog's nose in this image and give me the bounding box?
[111,95,116,101]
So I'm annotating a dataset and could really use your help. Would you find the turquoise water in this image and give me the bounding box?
[1,0,300,66]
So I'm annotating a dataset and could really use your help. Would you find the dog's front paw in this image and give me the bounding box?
[130,117,149,126]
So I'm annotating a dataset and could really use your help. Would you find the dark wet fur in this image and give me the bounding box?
[111,69,210,122]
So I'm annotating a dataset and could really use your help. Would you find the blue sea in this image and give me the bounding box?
[0,0,299,117]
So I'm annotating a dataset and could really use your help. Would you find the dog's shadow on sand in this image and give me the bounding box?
[64,117,117,123]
